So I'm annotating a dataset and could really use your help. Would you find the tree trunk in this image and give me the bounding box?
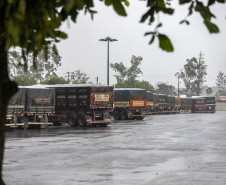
[0,5,18,184]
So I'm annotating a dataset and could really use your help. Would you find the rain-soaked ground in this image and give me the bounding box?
[3,112,226,185]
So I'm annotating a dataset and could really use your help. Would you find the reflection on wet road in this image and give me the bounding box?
[3,112,226,185]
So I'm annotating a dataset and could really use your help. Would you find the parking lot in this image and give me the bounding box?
[3,112,226,185]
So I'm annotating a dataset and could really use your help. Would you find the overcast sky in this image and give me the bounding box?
[56,1,226,88]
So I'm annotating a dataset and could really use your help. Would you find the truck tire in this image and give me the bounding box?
[77,113,86,127]
[121,110,128,120]
[68,114,77,127]
[53,121,61,126]
[136,116,144,120]
[113,110,121,120]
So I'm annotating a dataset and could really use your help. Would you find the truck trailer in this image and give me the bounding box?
[192,98,206,113]
[167,95,176,113]
[175,96,181,113]
[113,88,147,120]
[180,97,193,113]
[153,93,159,113]
[146,91,154,115]
[6,86,55,128]
[47,84,114,126]
[159,94,168,112]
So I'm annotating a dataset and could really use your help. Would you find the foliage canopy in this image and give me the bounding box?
[177,52,207,96]
[215,71,226,96]
[156,83,176,95]
[0,0,226,184]
[8,47,61,82]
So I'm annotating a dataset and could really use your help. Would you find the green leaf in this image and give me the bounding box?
[161,8,174,15]
[123,0,129,7]
[140,10,150,23]
[156,23,162,28]
[8,19,20,42]
[56,31,68,39]
[140,8,155,23]
[188,1,194,16]
[144,31,155,36]
[74,0,86,10]
[179,0,191,4]
[180,20,190,25]
[149,35,155,45]
[158,0,166,8]
[112,0,127,16]
[204,20,219,33]
[65,0,75,12]
[195,1,215,20]
[216,0,225,3]
[157,34,174,52]
[70,10,79,22]
[208,0,216,6]
[18,0,26,19]
[7,0,14,4]
[52,44,59,56]
[105,0,112,6]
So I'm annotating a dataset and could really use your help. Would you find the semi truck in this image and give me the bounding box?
[6,86,55,128]
[159,94,168,112]
[47,84,114,126]
[146,91,154,114]
[180,97,193,113]
[204,96,215,113]
[167,95,175,113]
[153,93,159,113]
[113,88,147,120]
[175,96,181,113]
[192,97,206,113]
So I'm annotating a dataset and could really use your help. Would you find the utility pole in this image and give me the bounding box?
[177,76,180,97]
[175,72,181,97]
[67,72,70,82]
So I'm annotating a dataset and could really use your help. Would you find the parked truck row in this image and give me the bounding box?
[6,84,113,128]
[6,85,216,129]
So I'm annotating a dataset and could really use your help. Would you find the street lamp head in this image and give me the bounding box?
[110,39,118,42]
[99,37,118,42]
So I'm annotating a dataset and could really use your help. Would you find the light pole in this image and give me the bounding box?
[99,36,118,85]
[175,72,181,97]
[177,76,180,97]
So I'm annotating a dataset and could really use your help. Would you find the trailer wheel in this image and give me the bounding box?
[136,117,144,120]
[77,114,86,127]
[113,110,121,120]
[121,110,128,120]
[68,115,77,127]
[53,121,61,126]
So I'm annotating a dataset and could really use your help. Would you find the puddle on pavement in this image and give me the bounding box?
[131,157,187,181]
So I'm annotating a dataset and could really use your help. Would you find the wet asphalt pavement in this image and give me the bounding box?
[3,112,226,185]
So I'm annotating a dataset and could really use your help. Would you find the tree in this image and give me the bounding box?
[1,1,122,184]
[177,52,207,96]
[110,62,127,83]
[111,55,143,83]
[140,0,224,52]
[215,71,226,96]
[111,55,152,90]
[41,76,69,85]
[8,47,62,82]
[206,87,213,95]
[156,83,176,95]
[115,80,155,92]
[13,75,38,86]
[71,70,91,84]
[0,0,225,183]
